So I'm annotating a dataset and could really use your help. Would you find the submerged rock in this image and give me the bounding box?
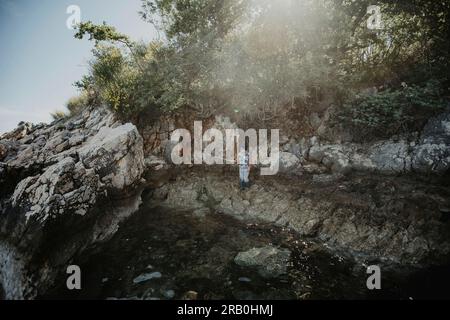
[133,272,162,284]
[162,289,175,299]
[238,277,252,282]
[234,246,291,278]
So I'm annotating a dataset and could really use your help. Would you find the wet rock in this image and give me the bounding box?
[182,290,198,300]
[162,289,175,299]
[440,207,450,214]
[234,246,291,278]
[133,272,162,284]
[238,277,252,282]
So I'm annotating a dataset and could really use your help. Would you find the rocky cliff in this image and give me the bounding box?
[0,106,145,299]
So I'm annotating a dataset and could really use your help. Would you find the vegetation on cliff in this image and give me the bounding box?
[68,0,449,141]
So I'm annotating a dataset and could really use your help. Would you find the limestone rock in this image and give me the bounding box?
[0,105,145,299]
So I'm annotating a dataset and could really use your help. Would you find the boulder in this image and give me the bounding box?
[412,110,450,172]
[278,152,301,173]
[368,140,411,173]
[234,246,291,278]
[78,123,144,190]
[0,106,145,299]
[309,144,352,173]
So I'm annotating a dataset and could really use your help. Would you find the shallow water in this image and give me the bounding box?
[43,192,450,300]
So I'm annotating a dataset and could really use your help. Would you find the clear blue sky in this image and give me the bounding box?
[0,0,158,133]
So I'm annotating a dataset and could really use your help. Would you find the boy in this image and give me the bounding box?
[238,147,250,190]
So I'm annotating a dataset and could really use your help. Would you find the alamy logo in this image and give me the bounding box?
[170,121,280,175]
[367,5,382,30]
[66,265,81,290]
[366,265,381,290]
[66,5,81,30]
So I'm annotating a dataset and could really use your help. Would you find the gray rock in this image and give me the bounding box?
[278,152,301,172]
[133,272,162,284]
[303,109,450,174]
[368,140,410,172]
[238,277,252,282]
[234,246,291,278]
[78,123,144,190]
[0,106,145,299]
[309,144,352,173]
[162,289,175,299]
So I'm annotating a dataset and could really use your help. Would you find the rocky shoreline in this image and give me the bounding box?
[148,167,450,265]
[1,106,449,299]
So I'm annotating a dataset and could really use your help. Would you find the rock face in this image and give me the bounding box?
[142,109,450,176]
[412,110,450,172]
[150,171,450,266]
[0,106,145,299]
[234,246,291,278]
[281,109,450,175]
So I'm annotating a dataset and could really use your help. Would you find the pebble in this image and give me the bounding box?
[163,289,175,299]
[238,277,252,283]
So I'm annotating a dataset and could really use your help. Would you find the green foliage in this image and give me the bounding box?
[335,80,445,141]
[51,93,90,121]
[74,21,130,45]
[85,45,141,117]
[137,0,449,119]
[72,0,449,135]
[66,93,90,115]
[51,110,68,121]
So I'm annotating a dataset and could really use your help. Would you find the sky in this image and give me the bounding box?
[0,0,158,134]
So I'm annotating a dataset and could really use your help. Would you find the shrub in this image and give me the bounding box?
[334,80,445,141]
[66,93,90,115]
[73,45,139,118]
[50,111,68,120]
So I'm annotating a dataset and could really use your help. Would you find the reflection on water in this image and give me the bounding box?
[43,191,450,300]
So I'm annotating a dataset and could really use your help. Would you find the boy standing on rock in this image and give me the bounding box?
[239,146,250,190]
